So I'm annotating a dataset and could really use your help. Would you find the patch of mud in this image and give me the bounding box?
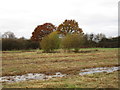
[0,72,66,83]
[79,66,120,75]
[73,49,98,53]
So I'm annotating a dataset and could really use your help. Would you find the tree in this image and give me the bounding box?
[82,34,89,48]
[89,33,94,41]
[2,39,20,50]
[2,31,16,39]
[40,32,60,52]
[57,19,83,36]
[94,33,106,43]
[61,33,84,52]
[98,36,119,48]
[31,23,56,41]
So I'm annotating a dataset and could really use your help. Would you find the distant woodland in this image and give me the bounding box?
[1,20,119,51]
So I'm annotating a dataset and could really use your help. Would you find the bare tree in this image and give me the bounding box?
[94,33,106,42]
[2,31,16,39]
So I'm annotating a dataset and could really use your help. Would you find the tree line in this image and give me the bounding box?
[1,19,119,51]
[1,31,119,51]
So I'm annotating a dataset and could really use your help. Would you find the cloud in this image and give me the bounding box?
[0,0,118,38]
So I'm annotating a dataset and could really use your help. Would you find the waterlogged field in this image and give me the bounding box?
[1,48,119,88]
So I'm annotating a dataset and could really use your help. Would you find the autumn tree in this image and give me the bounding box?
[31,23,56,41]
[57,19,83,36]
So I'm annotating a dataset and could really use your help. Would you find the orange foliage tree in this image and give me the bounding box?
[57,19,83,35]
[31,23,56,41]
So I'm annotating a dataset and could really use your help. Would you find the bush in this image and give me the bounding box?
[26,40,39,49]
[2,38,39,50]
[2,39,19,50]
[61,34,84,52]
[40,32,60,52]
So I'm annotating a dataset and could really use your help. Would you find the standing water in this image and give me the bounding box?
[0,72,66,83]
[79,66,120,75]
[0,66,119,83]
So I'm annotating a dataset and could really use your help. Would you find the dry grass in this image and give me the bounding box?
[2,48,119,88]
[2,48,118,76]
[3,71,119,88]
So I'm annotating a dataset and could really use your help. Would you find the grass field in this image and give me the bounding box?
[1,48,119,88]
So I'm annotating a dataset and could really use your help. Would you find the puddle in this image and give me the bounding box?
[0,72,66,83]
[1,66,119,83]
[79,66,120,75]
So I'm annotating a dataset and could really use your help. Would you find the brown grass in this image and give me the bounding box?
[3,71,119,88]
[2,48,119,76]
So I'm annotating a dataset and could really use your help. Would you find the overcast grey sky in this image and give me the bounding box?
[0,0,119,38]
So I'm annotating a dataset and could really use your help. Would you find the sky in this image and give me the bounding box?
[0,0,119,39]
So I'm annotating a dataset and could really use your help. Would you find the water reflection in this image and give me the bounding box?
[79,66,120,75]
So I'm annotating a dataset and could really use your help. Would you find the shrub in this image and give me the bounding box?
[61,34,84,52]
[26,40,39,49]
[40,32,60,52]
[2,39,20,50]
[2,38,39,50]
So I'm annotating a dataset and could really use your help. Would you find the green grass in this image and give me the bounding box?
[2,48,119,88]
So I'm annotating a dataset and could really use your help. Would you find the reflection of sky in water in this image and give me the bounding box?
[0,72,66,83]
[79,66,119,75]
[0,66,119,83]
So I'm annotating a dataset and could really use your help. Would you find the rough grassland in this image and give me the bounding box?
[3,71,119,88]
[2,48,119,88]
